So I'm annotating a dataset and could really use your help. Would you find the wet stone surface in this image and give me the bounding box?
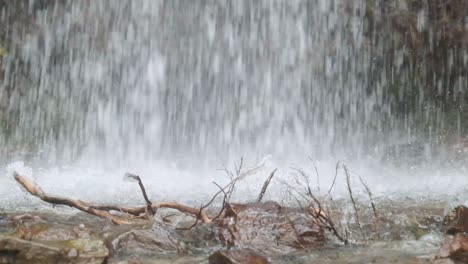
[218,201,325,253]
[0,198,456,264]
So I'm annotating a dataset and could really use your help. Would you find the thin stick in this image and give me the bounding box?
[257,169,277,202]
[220,159,265,203]
[176,205,202,230]
[343,165,364,238]
[125,173,155,216]
[308,156,320,193]
[291,168,311,195]
[234,157,243,176]
[282,179,348,244]
[359,176,380,239]
[211,182,229,220]
[328,161,341,195]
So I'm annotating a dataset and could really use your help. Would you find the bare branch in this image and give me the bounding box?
[307,156,320,193]
[359,176,380,239]
[257,169,277,202]
[14,173,134,225]
[343,165,364,238]
[234,157,243,176]
[14,172,212,224]
[291,167,312,197]
[223,159,265,202]
[176,205,202,230]
[281,177,348,244]
[124,173,155,216]
[211,182,229,220]
[327,161,341,195]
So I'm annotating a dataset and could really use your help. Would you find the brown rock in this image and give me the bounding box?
[217,201,324,254]
[444,205,468,234]
[208,250,270,264]
[436,233,468,262]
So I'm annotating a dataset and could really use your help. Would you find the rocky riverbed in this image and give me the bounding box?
[0,197,464,264]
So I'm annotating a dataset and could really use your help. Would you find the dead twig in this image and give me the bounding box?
[221,159,265,203]
[124,173,155,217]
[175,205,203,230]
[307,156,320,193]
[14,172,212,224]
[359,176,380,239]
[282,178,348,244]
[14,173,134,225]
[291,168,310,196]
[211,182,229,220]
[343,165,364,238]
[176,160,262,230]
[257,169,277,202]
[327,161,341,195]
[234,157,243,176]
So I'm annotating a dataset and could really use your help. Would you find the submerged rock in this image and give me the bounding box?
[208,250,270,264]
[0,235,108,264]
[0,214,109,263]
[217,201,325,254]
[111,220,188,253]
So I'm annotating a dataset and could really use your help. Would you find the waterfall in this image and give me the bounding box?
[1,0,467,204]
[1,0,382,164]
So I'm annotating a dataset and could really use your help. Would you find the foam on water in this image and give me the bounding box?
[2,156,468,210]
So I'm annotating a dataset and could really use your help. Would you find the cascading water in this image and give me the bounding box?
[1,0,467,206]
[3,0,376,164]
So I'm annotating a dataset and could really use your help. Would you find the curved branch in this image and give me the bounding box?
[14,172,212,224]
[14,173,133,225]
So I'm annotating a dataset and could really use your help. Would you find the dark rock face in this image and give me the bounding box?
[217,201,325,254]
[208,250,270,264]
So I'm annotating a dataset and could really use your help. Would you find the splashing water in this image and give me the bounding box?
[1,0,467,206]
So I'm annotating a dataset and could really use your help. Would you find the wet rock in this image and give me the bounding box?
[11,213,44,223]
[433,259,457,264]
[444,206,468,235]
[0,235,108,264]
[15,222,78,241]
[177,222,221,248]
[11,214,98,241]
[436,206,468,261]
[111,220,188,253]
[208,250,270,264]
[218,201,324,254]
[436,233,468,262]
